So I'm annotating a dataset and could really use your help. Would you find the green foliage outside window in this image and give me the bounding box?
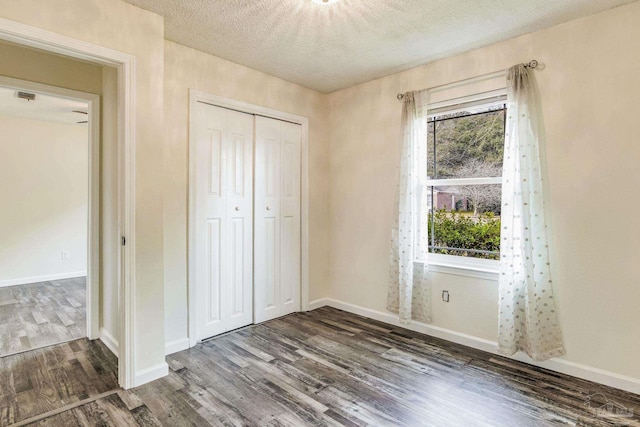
[428,210,501,260]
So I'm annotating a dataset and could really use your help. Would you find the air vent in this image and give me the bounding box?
[16,91,36,101]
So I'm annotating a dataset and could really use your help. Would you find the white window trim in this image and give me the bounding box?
[424,254,499,281]
[428,89,507,118]
[426,177,502,187]
[422,87,506,279]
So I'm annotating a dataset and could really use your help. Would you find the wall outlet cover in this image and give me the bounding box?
[442,290,450,302]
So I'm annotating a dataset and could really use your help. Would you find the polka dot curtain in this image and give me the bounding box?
[387,91,431,325]
[498,64,565,361]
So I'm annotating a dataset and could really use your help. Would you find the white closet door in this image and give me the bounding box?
[194,103,254,340]
[254,116,301,323]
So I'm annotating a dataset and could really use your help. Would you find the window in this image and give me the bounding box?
[426,93,506,264]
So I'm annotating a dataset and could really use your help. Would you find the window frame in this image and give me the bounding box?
[421,87,508,278]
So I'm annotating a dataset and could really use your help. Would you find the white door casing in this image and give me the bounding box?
[194,103,254,340]
[254,116,301,323]
[0,17,140,388]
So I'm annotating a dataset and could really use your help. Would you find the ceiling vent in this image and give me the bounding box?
[16,91,36,101]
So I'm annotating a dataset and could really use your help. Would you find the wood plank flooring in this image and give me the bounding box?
[4,306,640,426]
[0,337,118,426]
[0,278,86,357]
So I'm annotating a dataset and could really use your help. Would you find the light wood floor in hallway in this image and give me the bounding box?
[2,307,639,426]
[0,277,86,357]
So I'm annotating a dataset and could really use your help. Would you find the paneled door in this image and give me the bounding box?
[254,116,301,323]
[193,102,254,340]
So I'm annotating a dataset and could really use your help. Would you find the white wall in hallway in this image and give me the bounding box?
[0,115,88,286]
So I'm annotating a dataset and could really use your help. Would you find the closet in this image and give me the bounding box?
[192,101,301,341]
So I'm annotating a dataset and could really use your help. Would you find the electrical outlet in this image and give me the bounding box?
[61,251,69,260]
[442,290,450,303]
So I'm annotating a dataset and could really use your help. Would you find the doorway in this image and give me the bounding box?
[0,16,138,388]
[0,79,100,357]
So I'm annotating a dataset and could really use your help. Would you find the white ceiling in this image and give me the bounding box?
[124,0,634,93]
[0,87,88,125]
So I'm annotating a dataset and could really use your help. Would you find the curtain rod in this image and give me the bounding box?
[396,59,539,101]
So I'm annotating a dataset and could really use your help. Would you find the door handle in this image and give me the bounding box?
[266,206,271,211]
[235,206,240,211]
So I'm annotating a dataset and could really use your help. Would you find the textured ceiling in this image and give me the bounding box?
[124,0,635,93]
[0,87,88,125]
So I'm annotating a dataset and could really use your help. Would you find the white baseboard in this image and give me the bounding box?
[307,298,329,311]
[100,327,119,357]
[0,271,87,288]
[134,362,169,387]
[165,337,190,355]
[310,298,640,395]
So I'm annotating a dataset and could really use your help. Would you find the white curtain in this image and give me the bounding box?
[498,64,565,361]
[387,91,431,324]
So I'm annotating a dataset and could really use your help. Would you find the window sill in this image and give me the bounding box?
[417,254,499,281]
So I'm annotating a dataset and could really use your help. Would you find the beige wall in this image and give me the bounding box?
[0,0,166,375]
[0,40,102,94]
[326,2,640,381]
[162,40,329,346]
[0,116,88,284]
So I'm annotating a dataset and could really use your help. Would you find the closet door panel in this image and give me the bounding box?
[254,117,301,323]
[254,117,281,323]
[195,104,227,339]
[280,122,301,315]
[225,111,254,331]
[195,103,253,340]
[206,219,222,323]
[227,216,246,321]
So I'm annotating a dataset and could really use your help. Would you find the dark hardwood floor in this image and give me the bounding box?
[0,337,118,426]
[0,277,86,357]
[3,306,639,426]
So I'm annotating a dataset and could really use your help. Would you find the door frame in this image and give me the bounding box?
[0,17,137,388]
[0,76,100,341]
[188,89,310,347]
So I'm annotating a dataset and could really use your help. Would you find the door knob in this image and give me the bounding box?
[266,206,271,211]
[235,206,240,211]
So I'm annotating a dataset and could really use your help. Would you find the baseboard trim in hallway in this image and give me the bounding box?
[100,327,120,356]
[307,297,640,395]
[0,271,87,288]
